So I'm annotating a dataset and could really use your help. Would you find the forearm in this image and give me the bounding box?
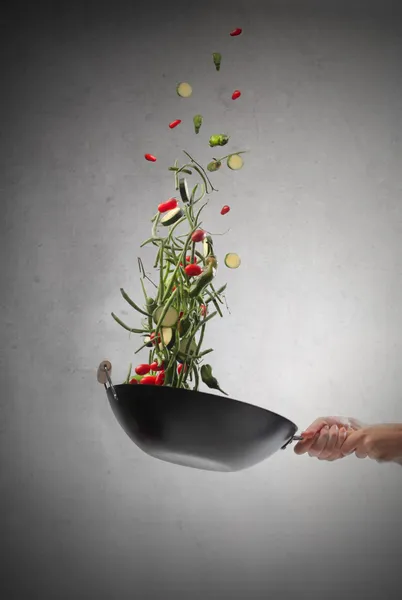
[392,424,402,465]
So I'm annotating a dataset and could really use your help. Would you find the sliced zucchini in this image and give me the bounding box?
[227,154,244,170]
[177,338,197,363]
[179,177,190,203]
[176,82,192,98]
[203,235,214,258]
[224,253,241,269]
[161,206,183,226]
[153,305,179,327]
[157,327,174,350]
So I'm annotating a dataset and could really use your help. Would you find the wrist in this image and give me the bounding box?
[392,427,402,463]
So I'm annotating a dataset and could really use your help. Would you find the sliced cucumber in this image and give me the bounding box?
[161,206,183,226]
[176,82,192,98]
[177,338,197,363]
[203,235,214,258]
[179,177,190,203]
[153,305,179,327]
[224,253,241,269]
[157,327,174,350]
[227,154,244,170]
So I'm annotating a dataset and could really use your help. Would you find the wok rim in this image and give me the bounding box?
[108,383,299,432]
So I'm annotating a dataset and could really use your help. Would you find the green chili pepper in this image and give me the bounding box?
[146,296,157,310]
[200,364,228,395]
[207,159,222,172]
[178,315,192,336]
[193,114,203,135]
[209,134,229,148]
[212,52,221,71]
[189,257,217,298]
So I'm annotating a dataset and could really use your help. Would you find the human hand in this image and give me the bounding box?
[294,416,365,461]
[340,423,402,463]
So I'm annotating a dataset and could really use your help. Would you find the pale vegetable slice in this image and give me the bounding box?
[176,82,193,98]
[179,177,190,203]
[157,327,174,350]
[153,305,179,327]
[224,253,241,269]
[161,206,183,226]
[227,154,244,170]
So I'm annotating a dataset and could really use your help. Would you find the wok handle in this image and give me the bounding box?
[97,360,118,402]
[280,433,312,450]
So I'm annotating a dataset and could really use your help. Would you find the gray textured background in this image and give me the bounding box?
[1,1,402,599]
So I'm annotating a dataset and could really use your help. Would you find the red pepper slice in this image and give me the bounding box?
[177,364,187,374]
[169,119,182,129]
[185,264,202,277]
[200,304,207,317]
[232,90,241,100]
[221,205,230,215]
[135,364,151,376]
[158,198,178,213]
[155,371,165,386]
[191,229,206,243]
[144,153,157,162]
[230,28,242,36]
[140,375,157,385]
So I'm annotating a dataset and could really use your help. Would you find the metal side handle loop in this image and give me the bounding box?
[97,360,118,402]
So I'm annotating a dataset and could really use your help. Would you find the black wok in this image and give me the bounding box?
[97,361,306,472]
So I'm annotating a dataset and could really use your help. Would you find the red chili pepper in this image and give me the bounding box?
[155,371,165,386]
[129,378,138,385]
[200,304,207,317]
[140,375,157,385]
[191,229,206,243]
[180,256,198,267]
[232,90,241,100]
[185,263,203,277]
[169,119,182,129]
[144,153,157,162]
[230,28,242,36]
[221,205,230,215]
[177,364,187,374]
[135,364,151,376]
[158,198,178,213]
[150,332,161,345]
[150,361,164,371]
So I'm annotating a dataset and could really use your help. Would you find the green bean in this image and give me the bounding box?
[119,289,152,317]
